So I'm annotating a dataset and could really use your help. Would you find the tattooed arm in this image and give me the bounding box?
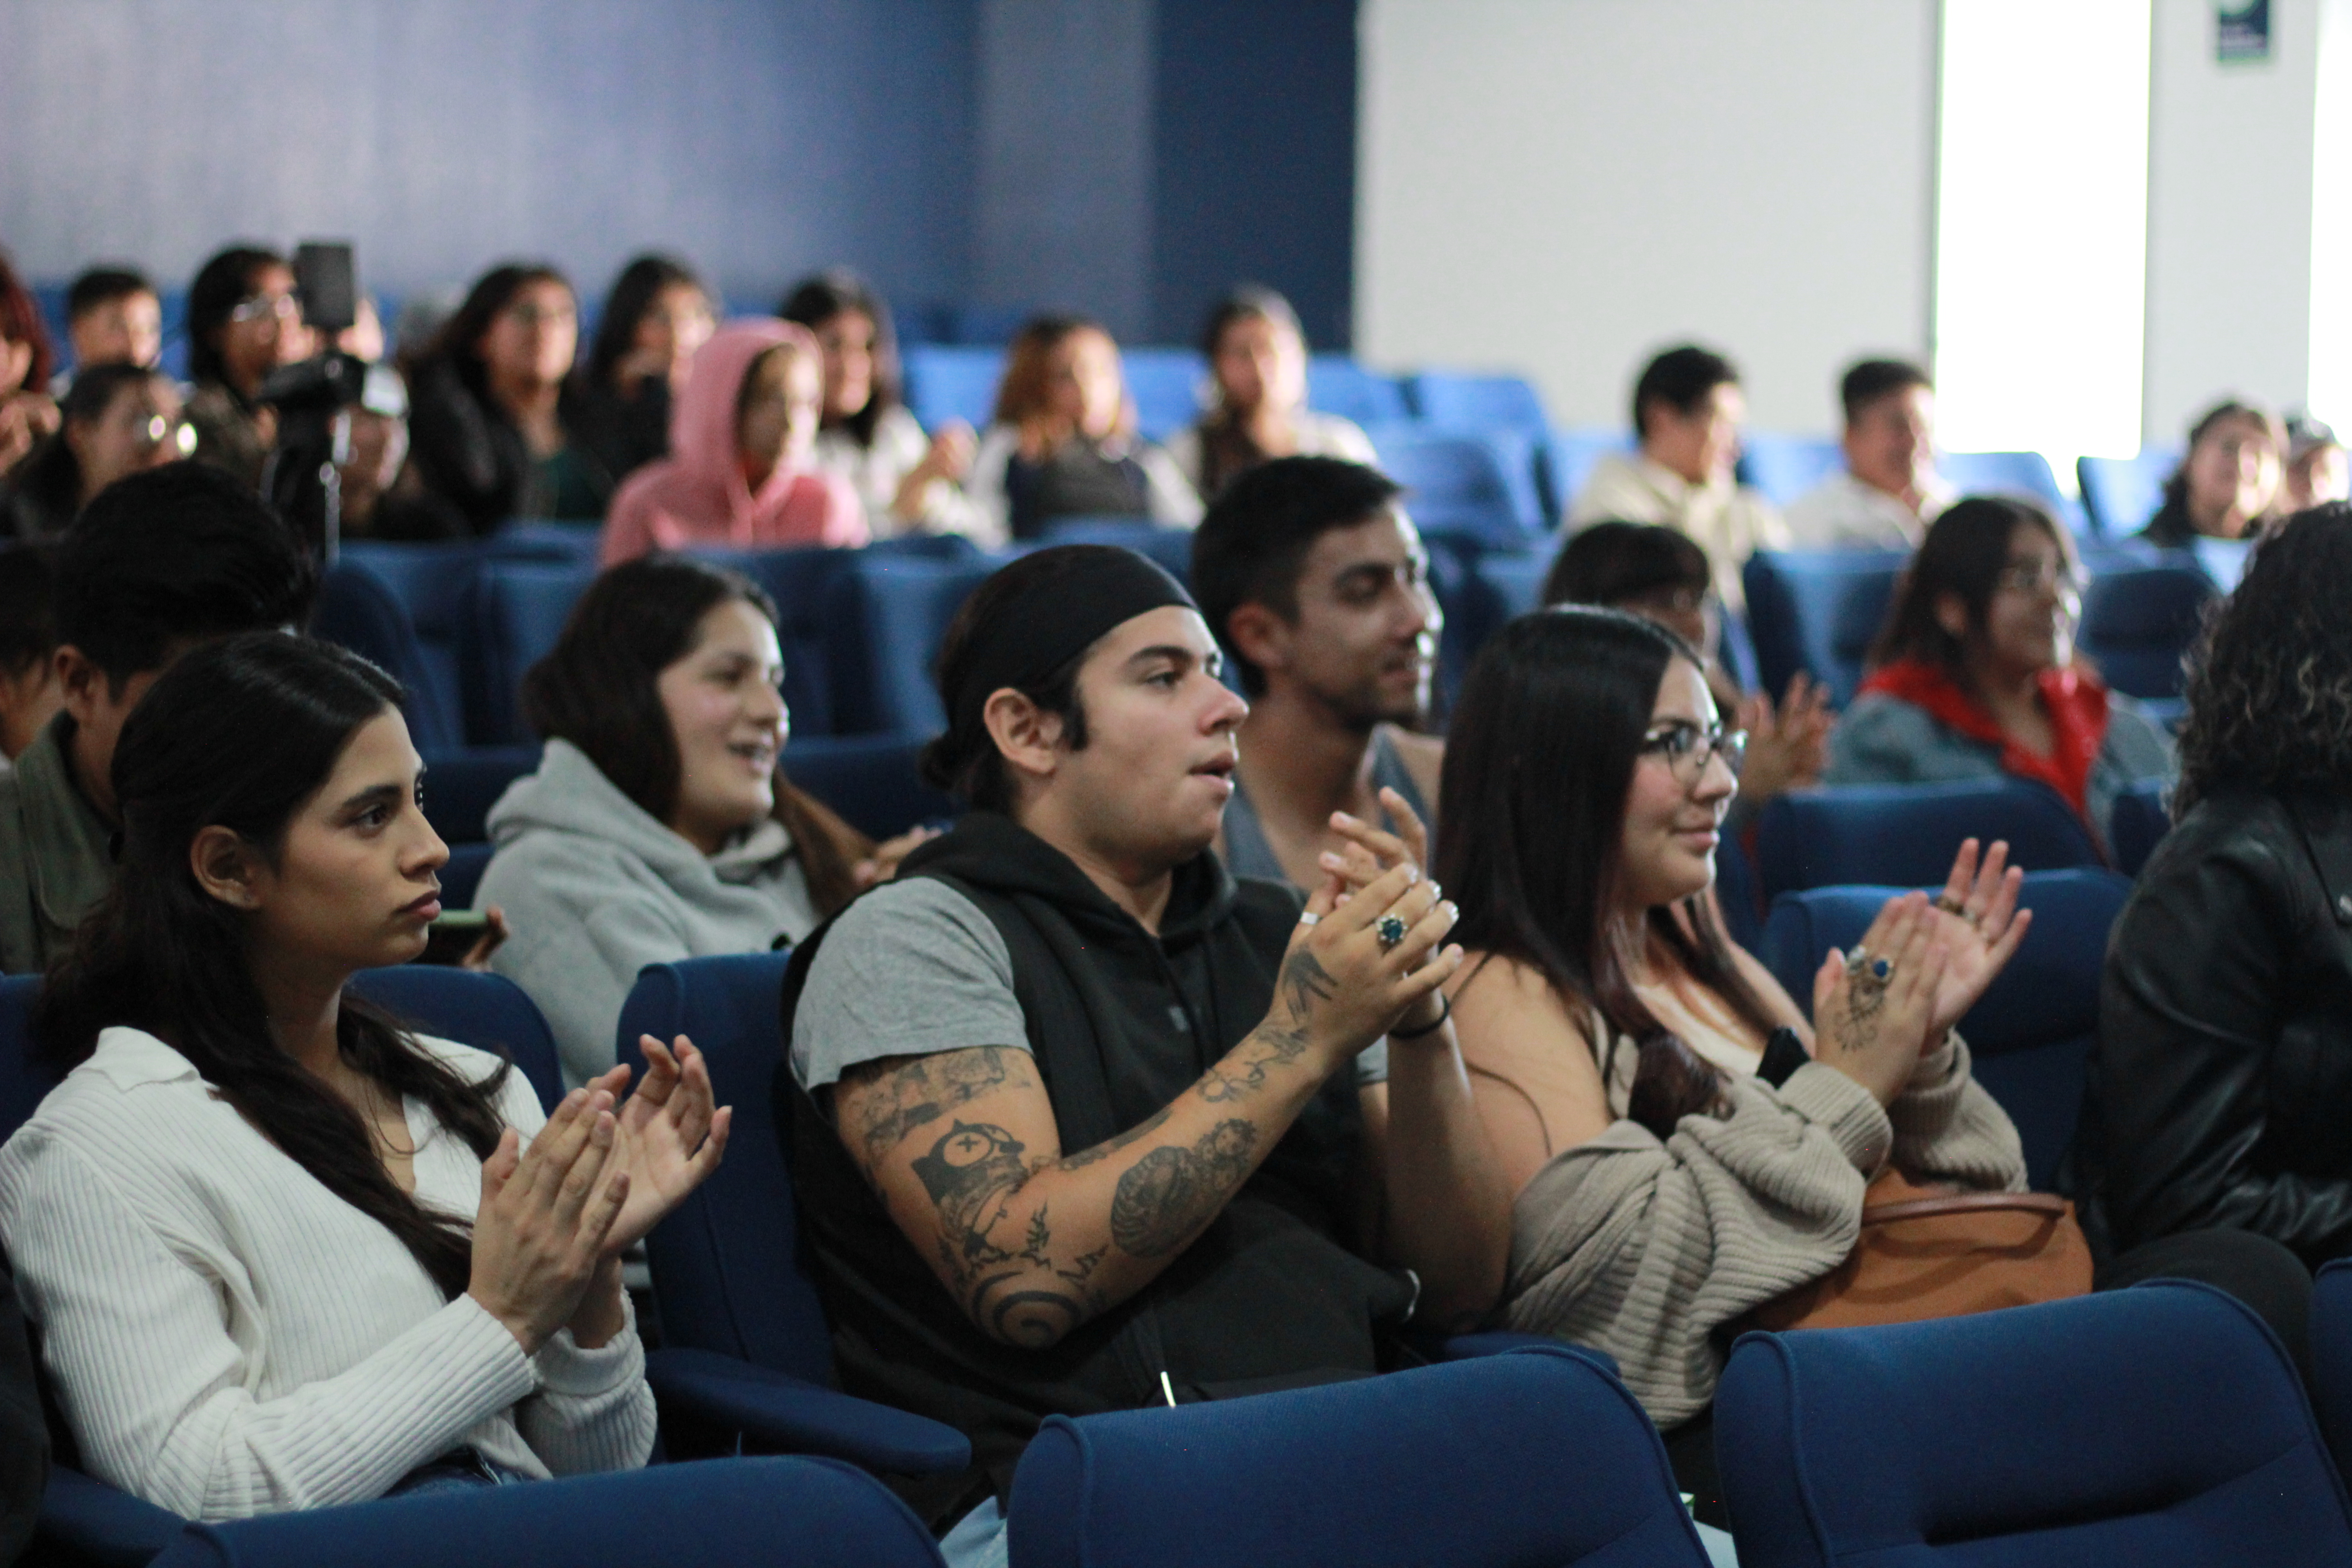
[825,859,1462,1350]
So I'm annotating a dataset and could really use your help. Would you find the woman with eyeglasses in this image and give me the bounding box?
[185,245,315,489]
[407,264,611,533]
[1826,496,2174,855]
[1,365,193,540]
[1410,606,2026,1525]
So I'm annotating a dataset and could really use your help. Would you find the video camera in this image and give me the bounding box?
[257,241,402,560]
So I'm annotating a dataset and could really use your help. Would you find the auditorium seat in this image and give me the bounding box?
[417,745,539,845]
[1006,1344,1711,1568]
[1307,355,1410,426]
[1716,1282,2352,1566]
[458,558,598,745]
[784,732,956,843]
[2078,447,2180,538]
[1118,348,1207,440]
[1759,867,2130,1187]
[348,962,564,1112]
[2108,778,2171,877]
[318,545,475,750]
[615,955,972,1478]
[1406,371,1549,432]
[822,553,997,736]
[902,345,1007,432]
[1424,539,1548,709]
[1367,425,1544,544]
[1740,549,1908,706]
[145,1455,947,1568]
[2313,1259,2352,1480]
[2078,554,2215,701]
[1737,433,1842,509]
[439,841,495,913]
[1941,449,2091,534]
[1036,516,1197,583]
[1755,779,2102,899]
[1536,428,1632,524]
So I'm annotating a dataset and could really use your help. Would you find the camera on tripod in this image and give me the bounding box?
[257,241,402,559]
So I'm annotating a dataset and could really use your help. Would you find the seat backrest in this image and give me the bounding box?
[615,953,831,1382]
[148,1454,944,1568]
[2108,778,2171,876]
[902,345,1007,432]
[1006,1345,1709,1568]
[2313,1260,2352,1480]
[1738,432,1843,508]
[1036,517,1196,584]
[1306,355,1410,426]
[438,843,497,911]
[783,732,957,842]
[416,744,540,846]
[1715,1282,2352,1568]
[1539,427,1633,521]
[1740,549,1910,706]
[2078,558,2217,701]
[338,542,483,741]
[1406,371,1548,432]
[823,554,996,736]
[0,977,56,1144]
[1117,348,1207,440]
[347,965,564,1112]
[313,557,465,751]
[1366,425,1544,544]
[459,558,598,745]
[690,545,858,737]
[1940,448,2087,532]
[1756,779,2102,898]
[1758,868,2131,1187]
[2078,446,2180,537]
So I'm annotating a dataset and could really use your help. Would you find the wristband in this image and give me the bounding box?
[1388,994,1452,1041]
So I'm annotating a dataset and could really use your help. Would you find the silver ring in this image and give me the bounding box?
[1296,911,1321,927]
[1377,912,1409,950]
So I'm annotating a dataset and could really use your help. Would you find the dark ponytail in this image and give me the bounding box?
[35,634,511,1298]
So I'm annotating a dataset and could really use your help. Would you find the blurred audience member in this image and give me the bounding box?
[1190,456,1442,890]
[574,254,714,487]
[2282,412,2348,514]
[1784,358,1950,549]
[409,263,608,530]
[782,269,981,538]
[967,313,1200,544]
[1168,286,1373,501]
[185,245,311,487]
[2143,399,2284,546]
[1828,496,2172,853]
[0,463,314,973]
[600,320,864,564]
[0,251,59,480]
[1571,344,1784,612]
[0,546,60,769]
[333,363,468,542]
[481,557,892,1084]
[1544,521,1830,819]
[62,267,163,376]
[0,365,191,540]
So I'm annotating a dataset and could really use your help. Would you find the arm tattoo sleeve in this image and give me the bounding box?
[1110,1120,1261,1257]
[843,1047,1035,1174]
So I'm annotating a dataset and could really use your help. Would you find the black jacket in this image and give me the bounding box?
[406,361,612,533]
[2081,785,2352,1264]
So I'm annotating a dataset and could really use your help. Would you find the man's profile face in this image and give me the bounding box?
[1051,606,1248,863]
[1273,510,1441,731]
[1845,384,1936,502]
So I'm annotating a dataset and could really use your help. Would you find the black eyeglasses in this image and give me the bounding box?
[1641,720,1746,784]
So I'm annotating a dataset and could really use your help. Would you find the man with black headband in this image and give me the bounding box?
[780,545,1509,1556]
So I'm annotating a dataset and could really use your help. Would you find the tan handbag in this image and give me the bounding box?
[1749,1167,2094,1332]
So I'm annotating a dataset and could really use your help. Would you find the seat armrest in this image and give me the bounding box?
[39,1465,188,1566]
[645,1348,970,1476]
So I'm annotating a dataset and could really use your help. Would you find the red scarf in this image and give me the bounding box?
[1857,658,2110,817]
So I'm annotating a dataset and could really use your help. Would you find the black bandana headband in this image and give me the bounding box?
[946,545,1199,735]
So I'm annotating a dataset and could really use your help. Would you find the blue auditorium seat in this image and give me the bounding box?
[2078,446,2180,538]
[1367,425,1545,544]
[1715,832,1764,955]
[2314,1259,2352,1480]
[1942,449,2091,534]
[145,1455,946,1568]
[1537,428,1632,523]
[1755,779,2102,898]
[1716,1282,2352,1567]
[1740,549,1909,706]
[614,956,971,1477]
[1406,371,1548,431]
[315,550,469,751]
[1037,517,1196,584]
[2107,778,2171,877]
[1006,1345,1710,1568]
[347,962,564,1112]
[1423,539,1548,710]
[902,345,1006,432]
[1759,868,2130,1187]
[418,745,539,845]
[1737,433,1843,509]
[1306,355,1410,426]
[2078,554,2216,702]
[459,558,597,745]
[823,553,997,736]
[1118,348,1207,440]
[438,842,495,913]
[784,732,956,842]
[946,304,1029,347]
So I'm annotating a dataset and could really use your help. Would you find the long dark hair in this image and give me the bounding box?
[586,254,707,390]
[2174,504,2352,817]
[779,270,902,449]
[426,263,575,399]
[9,364,169,529]
[35,634,512,1298]
[2161,399,2286,520]
[187,245,285,391]
[519,556,873,916]
[1866,495,2078,689]
[1435,608,1774,1138]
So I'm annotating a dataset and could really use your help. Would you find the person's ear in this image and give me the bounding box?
[189,825,265,912]
[982,688,1065,788]
[1932,592,1972,642]
[1223,603,1291,682]
[52,646,107,724]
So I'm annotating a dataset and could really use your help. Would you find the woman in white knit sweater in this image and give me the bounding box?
[0,634,728,1520]
[1422,607,2029,1528]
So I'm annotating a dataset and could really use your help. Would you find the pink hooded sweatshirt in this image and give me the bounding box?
[599,319,868,564]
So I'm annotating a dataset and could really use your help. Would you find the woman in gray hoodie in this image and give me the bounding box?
[476,556,881,1086]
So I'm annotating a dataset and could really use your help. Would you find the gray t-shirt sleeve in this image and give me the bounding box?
[789,878,1031,1093]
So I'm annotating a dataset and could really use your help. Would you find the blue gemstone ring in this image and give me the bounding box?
[1377,912,1409,950]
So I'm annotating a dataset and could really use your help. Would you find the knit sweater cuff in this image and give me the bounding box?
[1777,1062,1892,1174]
[534,1322,646,1400]
[441,1294,543,1412]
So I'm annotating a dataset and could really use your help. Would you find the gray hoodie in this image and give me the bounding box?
[475,739,818,1088]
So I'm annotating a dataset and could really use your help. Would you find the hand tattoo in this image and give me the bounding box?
[1279,949,1337,1023]
[1833,984,1886,1055]
[1110,1120,1259,1256]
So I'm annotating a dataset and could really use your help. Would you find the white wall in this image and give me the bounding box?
[1355,0,1938,436]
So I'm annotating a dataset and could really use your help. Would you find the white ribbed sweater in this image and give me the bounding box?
[0,1027,655,1520]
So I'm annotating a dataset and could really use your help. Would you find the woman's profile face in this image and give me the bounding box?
[217,262,310,393]
[478,279,578,391]
[1617,657,1735,912]
[1213,313,1305,420]
[737,347,823,478]
[813,308,877,421]
[1977,520,2079,680]
[2185,412,2281,537]
[657,598,789,855]
[230,709,449,975]
[628,282,714,391]
[69,378,189,502]
[1045,328,1124,440]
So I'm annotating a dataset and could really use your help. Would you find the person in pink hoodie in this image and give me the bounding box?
[599,319,867,564]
